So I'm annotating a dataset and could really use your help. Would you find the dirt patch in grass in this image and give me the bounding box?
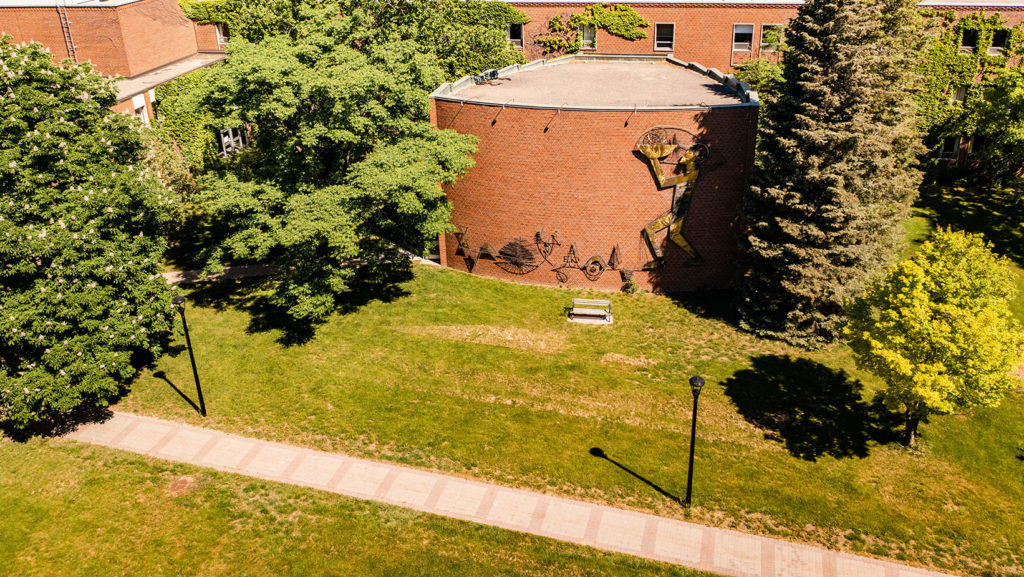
[167,475,197,495]
[396,325,566,354]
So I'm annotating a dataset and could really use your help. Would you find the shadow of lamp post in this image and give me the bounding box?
[684,375,704,507]
[172,295,206,417]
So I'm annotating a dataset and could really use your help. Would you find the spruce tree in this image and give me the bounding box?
[739,0,925,347]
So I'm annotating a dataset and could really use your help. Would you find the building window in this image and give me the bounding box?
[217,126,248,157]
[760,24,785,52]
[989,29,1009,55]
[507,23,524,49]
[654,23,674,52]
[951,85,968,103]
[216,23,230,46]
[733,24,754,52]
[968,134,986,157]
[960,28,978,53]
[939,136,961,159]
[134,104,149,124]
[580,24,596,50]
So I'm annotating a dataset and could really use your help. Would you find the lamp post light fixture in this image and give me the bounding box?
[683,375,705,507]
[172,295,206,417]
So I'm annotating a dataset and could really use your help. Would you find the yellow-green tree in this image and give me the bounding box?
[845,229,1023,446]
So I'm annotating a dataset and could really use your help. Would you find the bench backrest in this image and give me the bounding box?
[572,298,612,310]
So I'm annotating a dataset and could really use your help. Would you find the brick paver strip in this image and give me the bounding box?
[66,413,957,577]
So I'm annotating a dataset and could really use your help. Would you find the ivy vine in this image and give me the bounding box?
[533,3,649,55]
[918,11,1024,148]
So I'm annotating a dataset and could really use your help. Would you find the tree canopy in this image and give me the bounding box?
[974,69,1024,185]
[0,37,175,427]
[188,1,484,325]
[845,229,1023,445]
[739,0,926,347]
[179,0,527,80]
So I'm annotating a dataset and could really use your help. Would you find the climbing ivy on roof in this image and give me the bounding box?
[917,11,1024,152]
[573,3,649,41]
[533,3,649,55]
[178,0,233,24]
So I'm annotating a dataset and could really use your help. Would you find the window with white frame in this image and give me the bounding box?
[580,24,596,50]
[760,24,785,52]
[951,85,968,103]
[217,126,248,157]
[507,23,524,49]
[733,24,754,52]
[131,93,149,124]
[939,136,961,159]
[215,23,230,45]
[654,23,674,52]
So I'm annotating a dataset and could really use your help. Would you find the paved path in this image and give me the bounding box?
[68,412,953,577]
[161,254,439,285]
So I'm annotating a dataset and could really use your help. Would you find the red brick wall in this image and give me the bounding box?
[0,7,129,72]
[432,97,758,293]
[1,0,202,78]
[116,0,199,77]
[195,22,224,52]
[512,3,804,72]
[510,3,1024,73]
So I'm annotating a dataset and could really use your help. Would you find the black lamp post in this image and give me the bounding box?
[172,295,206,417]
[683,375,705,507]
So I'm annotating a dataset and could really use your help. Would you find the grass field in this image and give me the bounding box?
[0,438,704,577]
[112,185,1024,576]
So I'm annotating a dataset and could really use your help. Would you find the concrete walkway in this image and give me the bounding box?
[67,412,953,577]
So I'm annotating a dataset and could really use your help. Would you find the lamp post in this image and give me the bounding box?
[683,375,704,507]
[172,295,206,417]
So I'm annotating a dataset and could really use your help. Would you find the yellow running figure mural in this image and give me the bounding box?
[636,127,709,268]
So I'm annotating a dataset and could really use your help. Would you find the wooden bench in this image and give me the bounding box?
[569,298,613,324]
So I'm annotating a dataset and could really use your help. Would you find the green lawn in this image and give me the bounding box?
[116,240,1024,574]
[0,438,703,577]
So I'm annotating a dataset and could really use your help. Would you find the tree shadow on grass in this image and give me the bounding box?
[722,355,900,461]
[665,287,741,327]
[182,265,413,346]
[1,400,115,442]
[916,184,1024,265]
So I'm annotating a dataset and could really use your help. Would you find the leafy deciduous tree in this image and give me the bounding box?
[975,69,1024,186]
[192,3,479,324]
[0,37,175,427]
[845,229,1023,446]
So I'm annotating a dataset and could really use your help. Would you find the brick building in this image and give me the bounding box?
[430,54,759,292]
[0,0,226,122]
[505,1,1024,73]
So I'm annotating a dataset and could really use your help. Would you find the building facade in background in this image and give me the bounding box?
[1,0,225,121]
[506,1,1024,73]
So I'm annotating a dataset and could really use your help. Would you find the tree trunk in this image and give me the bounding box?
[903,407,920,446]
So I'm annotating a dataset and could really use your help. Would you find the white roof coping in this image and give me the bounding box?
[0,0,147,8]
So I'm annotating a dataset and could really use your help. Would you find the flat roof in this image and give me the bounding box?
[436,57,746,110]
[116,51,223,101]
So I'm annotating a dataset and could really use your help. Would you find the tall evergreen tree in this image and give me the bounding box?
[738,0,925,347]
